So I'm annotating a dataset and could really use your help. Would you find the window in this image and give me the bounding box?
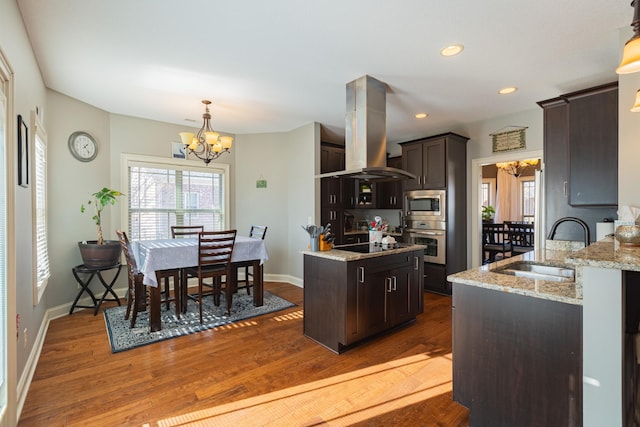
[124,155,229,240]
[519,177,536,223]
[32,112,50,304]
[481,178,496,207]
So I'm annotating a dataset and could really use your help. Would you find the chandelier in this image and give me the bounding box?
[495,159,539,178]
[179,100,233,165]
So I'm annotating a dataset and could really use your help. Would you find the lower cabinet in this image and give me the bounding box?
[452,283,582,426]
[424,263,448,294]
[304,250,424,353]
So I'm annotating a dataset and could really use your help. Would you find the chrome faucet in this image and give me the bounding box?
[547,217,591,248]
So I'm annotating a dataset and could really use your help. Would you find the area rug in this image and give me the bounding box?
[104,291,296,353]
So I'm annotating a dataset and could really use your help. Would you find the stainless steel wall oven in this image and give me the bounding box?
[405,220,446,265]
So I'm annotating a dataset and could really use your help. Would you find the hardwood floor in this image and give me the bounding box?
[18,282,469,426]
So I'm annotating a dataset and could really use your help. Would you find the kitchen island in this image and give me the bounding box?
[448,239,640,427]
[303,243,424,354]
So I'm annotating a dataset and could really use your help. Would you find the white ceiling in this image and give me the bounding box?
[17,0,632,146]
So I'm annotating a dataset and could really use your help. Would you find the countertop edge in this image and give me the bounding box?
[301,244,425,261]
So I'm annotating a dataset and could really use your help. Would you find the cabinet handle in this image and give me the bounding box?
[423,176,426,186]
[392,276,397,291]
[386,277,392,292]
[359,267,365,283]
[414,256,419,270]
[418,176,421,185]
[563,181,568,198]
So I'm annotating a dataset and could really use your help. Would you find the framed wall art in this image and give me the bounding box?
[17,114,28,188]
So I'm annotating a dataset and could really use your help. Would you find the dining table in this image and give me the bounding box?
[132,236,269,331]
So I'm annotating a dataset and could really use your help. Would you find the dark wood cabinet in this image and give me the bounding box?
[452,284,582,426]
[424,263,447,294]
[402,138,446,190]
[400,133,469,295]
[538,83,618,242]
[304,250,424,353]
[320,143,356,244]
[378,156,403,208]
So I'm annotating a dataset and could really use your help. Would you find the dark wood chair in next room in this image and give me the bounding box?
[482,223,511,264]
[183,230,237,322]
[171,225,204,238]
[235,225,267,295]
[506,222,535,255]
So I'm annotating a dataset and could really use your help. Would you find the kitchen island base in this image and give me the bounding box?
[303,248,424,354]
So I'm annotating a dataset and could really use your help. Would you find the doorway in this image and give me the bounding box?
[471,150,543,268]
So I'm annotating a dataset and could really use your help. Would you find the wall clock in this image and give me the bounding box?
[68,131,98,162]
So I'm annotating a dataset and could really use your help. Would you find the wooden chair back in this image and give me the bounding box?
[507,223,535,254]
[249,225,268,240]
[482,223,511,263]
[115,229,145,327]
[171,225,204,238]
[197,230,237,270]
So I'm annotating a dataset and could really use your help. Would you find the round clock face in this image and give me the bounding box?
[68,131,98,162]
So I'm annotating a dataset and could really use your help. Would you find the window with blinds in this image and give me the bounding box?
[34,130,50,299]
[127,161,227,240]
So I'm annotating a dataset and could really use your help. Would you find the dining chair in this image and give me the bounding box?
[116,229,181,326]
[183,230,237,322]
[116,230,147,328]
[171,225,204,238]
[235,225,267,296]
[482,223,511,264]
[506,222,535,255]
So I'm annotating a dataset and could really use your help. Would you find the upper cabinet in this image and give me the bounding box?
[401,138,446,190]
[378,156,403,209]
[538,82,618,241]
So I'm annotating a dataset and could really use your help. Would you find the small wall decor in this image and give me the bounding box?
[17,114,28,188]
[171,142,186,159]
[490,126,528,153]
[256,175,267,188]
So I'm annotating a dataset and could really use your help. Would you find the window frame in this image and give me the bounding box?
[120,153,230,238]
[518,176,536,223]
[30,111,49,305]
[481,177,496,208]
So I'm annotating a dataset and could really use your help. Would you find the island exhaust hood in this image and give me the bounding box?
[317,75,416,181]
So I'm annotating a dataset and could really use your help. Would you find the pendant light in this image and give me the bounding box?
[617,0,640,74]
[179,100,233,165]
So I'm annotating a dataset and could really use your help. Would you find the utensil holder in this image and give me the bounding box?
[310,236,319,251]
[369,230,383,244]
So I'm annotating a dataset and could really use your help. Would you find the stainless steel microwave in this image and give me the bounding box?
[404,190,446,222]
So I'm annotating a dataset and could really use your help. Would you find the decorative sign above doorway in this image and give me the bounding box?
[490,126,527,153]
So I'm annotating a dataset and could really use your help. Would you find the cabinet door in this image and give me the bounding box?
[321,177,341,207]
[321,207,344,245]
[321,144,345,173]
[358,263,389,336]
[424,263,448,294]
[387,264,414,326]
[402,144,423,191]
[567,85,618,206]
[379,157,403,208]
[423,138,446,189]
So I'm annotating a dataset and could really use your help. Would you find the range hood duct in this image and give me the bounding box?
[317,75,416,181]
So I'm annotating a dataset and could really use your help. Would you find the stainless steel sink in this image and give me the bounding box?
[494,262,575,282]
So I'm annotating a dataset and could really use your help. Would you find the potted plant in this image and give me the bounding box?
[79,187,125,268]
[482,205,496,223]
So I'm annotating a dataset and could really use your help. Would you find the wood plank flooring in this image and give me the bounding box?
[18,282,469,426]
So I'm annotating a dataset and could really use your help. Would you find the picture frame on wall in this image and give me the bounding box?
[17,114,28,188]
[172,141,186,159]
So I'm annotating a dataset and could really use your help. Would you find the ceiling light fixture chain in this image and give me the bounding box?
[179,99,233,165]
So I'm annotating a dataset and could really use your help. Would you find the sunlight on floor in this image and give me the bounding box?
[154,352,453,426]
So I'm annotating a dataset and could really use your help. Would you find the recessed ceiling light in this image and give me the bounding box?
[499,87,518,94]
[415,113,428,119]
[440,44,464,57]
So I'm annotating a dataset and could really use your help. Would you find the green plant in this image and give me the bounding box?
[81,187,125,245]
[482,205,496,221]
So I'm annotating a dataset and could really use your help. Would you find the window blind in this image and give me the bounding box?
[127,162,226,240]
[35,134,50,290]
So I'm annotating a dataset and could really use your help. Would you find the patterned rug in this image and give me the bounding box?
[103,291,295,353]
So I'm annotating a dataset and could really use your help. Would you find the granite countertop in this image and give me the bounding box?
[565,237,640,272]
[447,249,581,305]
[302,243,425,261]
